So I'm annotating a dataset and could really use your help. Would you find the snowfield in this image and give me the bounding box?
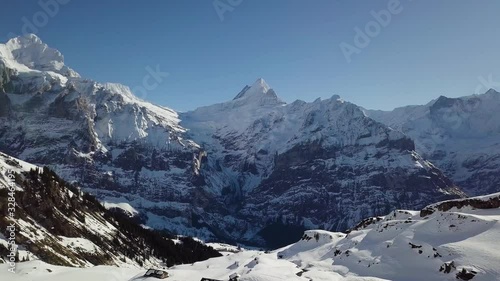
[2,193,500,281]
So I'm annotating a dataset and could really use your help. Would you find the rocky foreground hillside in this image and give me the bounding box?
[0,35,466,247]
[0,152,220,267]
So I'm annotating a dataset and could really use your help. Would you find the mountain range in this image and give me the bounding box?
[1,34,498,247]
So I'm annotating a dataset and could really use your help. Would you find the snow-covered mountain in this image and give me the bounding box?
[0,34,80,79]
[0,152,220,267]
[0,35,213,239]
[366,90,500,196]
[182,79,465,246]
[0,34,465,246]
[2,192,499,281]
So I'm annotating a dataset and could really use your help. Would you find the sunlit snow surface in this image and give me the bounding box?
[2,193,500,281]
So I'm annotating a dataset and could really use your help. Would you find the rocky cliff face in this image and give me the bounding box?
[366,90,500,196]
[0,35,465,247]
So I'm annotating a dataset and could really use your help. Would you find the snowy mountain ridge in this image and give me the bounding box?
[182,81,464,244]
[365,89,500,196]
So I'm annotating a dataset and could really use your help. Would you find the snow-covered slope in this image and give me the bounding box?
[0,34,465,246]
[276,193,500,281]
[2,193,499,281]
[366,90,500,195]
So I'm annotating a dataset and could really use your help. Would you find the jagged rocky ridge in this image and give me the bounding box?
[0,35,465,247]
[366,90,500,196]
[0,152,221,267]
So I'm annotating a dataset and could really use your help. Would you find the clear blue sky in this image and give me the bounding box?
[1,0,499,111]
